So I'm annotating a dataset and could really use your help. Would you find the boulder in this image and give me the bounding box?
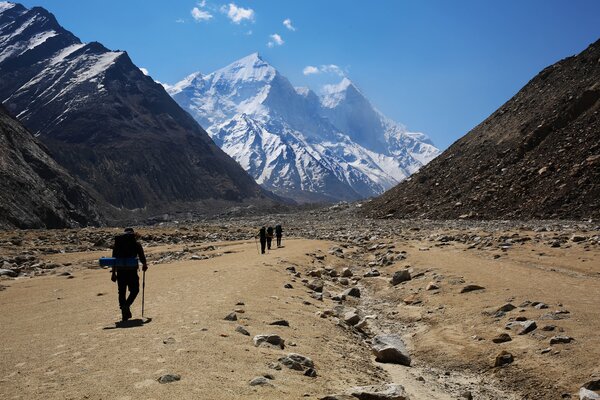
[371,334,411,366]
[390,270,411,286]
[278,353,314,371]
[253,334,285,349]
[580,388,600,400]
[0,268,17,277]
[343,287,361,298]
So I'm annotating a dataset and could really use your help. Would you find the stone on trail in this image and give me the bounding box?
[162,337,176,344]
[390,270,411,286]
[460,284,485,293]
[278,353,315,371]
[322,383,409,400]
[249,376,273,386]
[254,334,285,349]
[224,312,238,321]
[497,303,516,312]
[235,326,250,336]
[344,311,360,326]
[284,283,293,289]
[550,335,574,345]
[307,279,324,293]
[341,268,353,277]
[492,333,512,343]
[304,368,317,377]
[371,334,411,366]
[157,374,181,384]
[518,320,537,335]
[343,287,361,298]
[425,282,439,290]
[270,319,290,327]
[494,351,514,367]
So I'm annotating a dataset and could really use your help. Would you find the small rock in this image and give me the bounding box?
[304,368,317,378]
[497,303,516,312]
[163,337,176,344]
[550,335,574,345]
[518,320,537,335]
[343,287,361,298]
[425,282,439,290]
[157,374,181,384]
[341,268,353,277]
[235,326,250,336]
[307,279,324,293]
[279,353,315,371]
[460,284,485,293]
[284,283,293,289]
[270,320,290,327]
[344,311,360,326]
[224,312,238,321]
[492,333,512,343]
[254,334,285,349]
[249,376,273,386]
[494,350,514,367]
[390,270,411,286]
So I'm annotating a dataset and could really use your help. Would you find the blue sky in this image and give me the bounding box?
[19,0,600,149]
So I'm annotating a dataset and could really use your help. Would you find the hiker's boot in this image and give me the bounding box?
[121,307,128,322]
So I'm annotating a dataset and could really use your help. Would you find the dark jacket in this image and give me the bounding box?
[275,225,282,236]
[258,227,266,240]
[112,233,147,265]
[267,227,274,237]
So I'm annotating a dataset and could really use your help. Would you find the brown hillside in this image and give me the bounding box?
[364,39,600,220]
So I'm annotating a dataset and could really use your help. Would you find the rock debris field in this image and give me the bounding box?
[0,205,599,400]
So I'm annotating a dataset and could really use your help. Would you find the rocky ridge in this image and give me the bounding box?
[0,105,102,228]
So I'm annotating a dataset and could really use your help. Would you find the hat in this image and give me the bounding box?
[124,227,135,234]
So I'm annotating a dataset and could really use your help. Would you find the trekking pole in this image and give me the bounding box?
[141,270,146,318]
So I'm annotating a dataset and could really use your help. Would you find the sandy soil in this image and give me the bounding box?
[0,229,598,400]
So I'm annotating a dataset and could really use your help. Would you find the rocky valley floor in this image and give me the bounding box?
[0,207,599,400]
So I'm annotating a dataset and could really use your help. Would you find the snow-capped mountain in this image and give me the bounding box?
[169,53,440,202]
[0,2,272,212]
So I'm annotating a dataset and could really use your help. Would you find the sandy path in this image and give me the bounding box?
[0,239,381,400]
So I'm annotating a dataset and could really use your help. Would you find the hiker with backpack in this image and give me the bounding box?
[275,224,283,247]
[111,227,147,321]
[266,226,274,250]
[256,226,267,254]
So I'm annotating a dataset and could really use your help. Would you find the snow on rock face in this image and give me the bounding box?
[171,55,440,202]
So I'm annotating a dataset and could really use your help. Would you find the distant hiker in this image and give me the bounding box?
[256,226,267,254]
[275,224,283,247]
[111,227,147,321]
[266,226,274,250]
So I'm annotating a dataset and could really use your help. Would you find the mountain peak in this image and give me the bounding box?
[320,77,363,108]
[209,51,276,84]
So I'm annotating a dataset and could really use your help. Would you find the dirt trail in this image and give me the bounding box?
[0,234,598,400]
[0,239,383,400]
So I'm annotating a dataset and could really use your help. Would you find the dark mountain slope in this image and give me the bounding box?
[0,105,102,228]
[364,39,600,220]
[0,3,274,213]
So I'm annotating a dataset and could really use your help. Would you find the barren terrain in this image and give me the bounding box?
[0,209,598,399]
